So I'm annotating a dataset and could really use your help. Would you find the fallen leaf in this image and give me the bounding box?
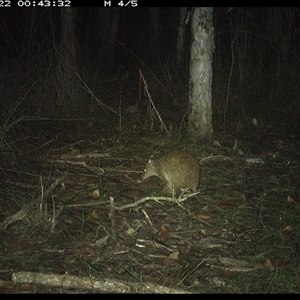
[282,225,292,232]
[218,200,234,207]
[160,226,171,241]
[167,251,179,260]
[91,189,100,199]
[197,213,212,220]
[95,236,109,246]
[91,210,99,219]
[287,195,296,205]
[199,229,210,235]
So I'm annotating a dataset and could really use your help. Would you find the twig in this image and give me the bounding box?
[114,192,200,211]
[74,70,119,116]
[109,196,116,239]
[139,69,171,136]
[200,155,235,164]
[0,177,65,231]
[55,160,105,174]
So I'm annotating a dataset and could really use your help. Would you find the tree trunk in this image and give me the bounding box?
[188,7,214,145]
[149,7,161,37]
[57,8,80,116]
[176,7,187,67]
[107,8,120,64]
[148,7,161,57]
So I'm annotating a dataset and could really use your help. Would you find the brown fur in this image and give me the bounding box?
[142,149,200,193]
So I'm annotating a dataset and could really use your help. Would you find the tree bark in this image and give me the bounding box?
[57,8,80,116]
[176,7,187,67]
[188,7,214,145]
[107,7,120,63]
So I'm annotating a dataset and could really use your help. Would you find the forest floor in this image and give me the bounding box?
[0,96,300,294]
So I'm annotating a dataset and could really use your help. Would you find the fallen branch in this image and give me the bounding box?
[114,191,200,211]
[12,271,190,294]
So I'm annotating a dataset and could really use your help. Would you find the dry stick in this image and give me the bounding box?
[55,159,105,174]
[139,69,171,136]
[109,196,116,239]
[12,271,190,294]
[113,193,200,211]
[0,177,65,232]
[73,70,119,116]
[113,192,212,227]
[113,196,166,211]
[200,155,235,164]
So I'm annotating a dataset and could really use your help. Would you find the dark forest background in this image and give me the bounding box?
[0,7,299,142]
